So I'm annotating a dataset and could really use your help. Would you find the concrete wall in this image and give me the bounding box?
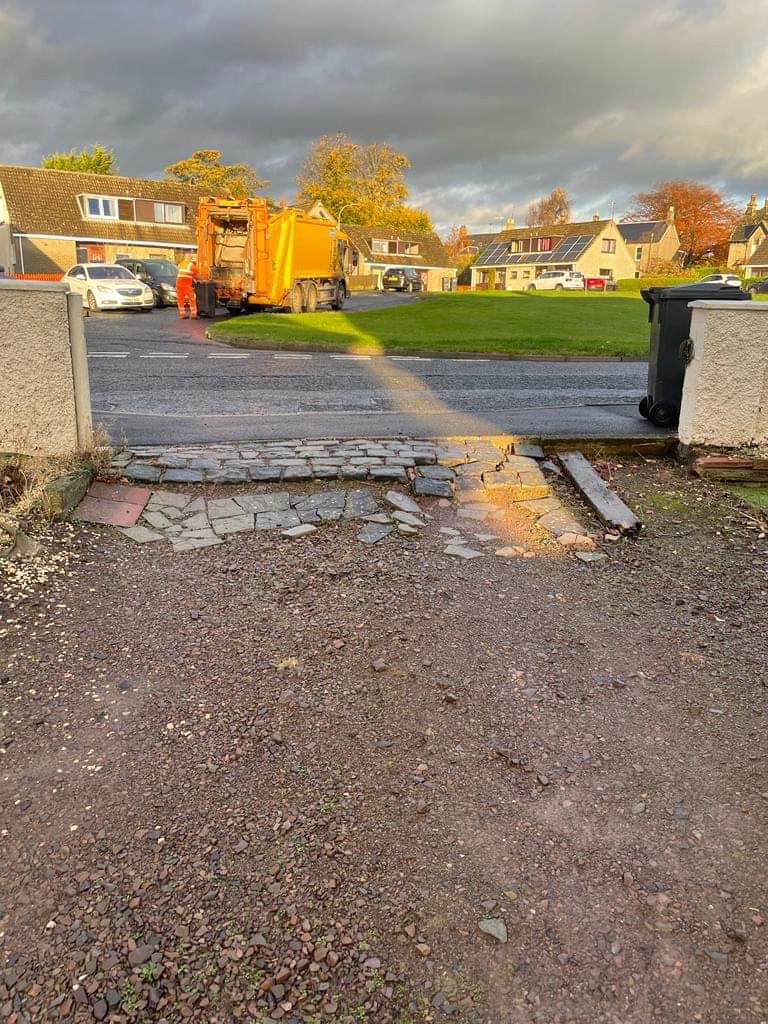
[0,280,92,455]
[679,300,768,447]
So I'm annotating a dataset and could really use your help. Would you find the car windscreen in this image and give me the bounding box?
[88,266,134,280]
[143,261,178,277]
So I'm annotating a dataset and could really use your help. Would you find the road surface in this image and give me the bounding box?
[85,301,661,445]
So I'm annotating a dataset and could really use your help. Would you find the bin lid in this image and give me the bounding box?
[641,284,751,303]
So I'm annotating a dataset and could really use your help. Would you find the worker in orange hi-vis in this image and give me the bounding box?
[176,256,198,319]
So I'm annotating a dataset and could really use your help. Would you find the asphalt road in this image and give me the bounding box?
[84,298,662,445]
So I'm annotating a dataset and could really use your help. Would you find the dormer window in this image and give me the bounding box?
[84,195,118,220]
[537,237,552,252]
[370,238,421,256]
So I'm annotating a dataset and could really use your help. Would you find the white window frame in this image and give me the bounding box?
[153,202,184,225]
[601,237,617,253]
[82,195,119,220]
[635,246,643,260]
[371,238,389,254]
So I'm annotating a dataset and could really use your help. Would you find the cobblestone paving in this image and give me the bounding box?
[112,438,599,556]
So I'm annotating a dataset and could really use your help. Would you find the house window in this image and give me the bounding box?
[537,237,552,252]
[84,195,117,219]
[403,242,420,255]
[522,270,531,279]
[371,238,389,254]
[495,269,506,289]
[508,240,520,253]
[509,271,518,279]
[599,268,613,279]
[601,238,616,253]
[635,246,643,261]
[154,202,184,224]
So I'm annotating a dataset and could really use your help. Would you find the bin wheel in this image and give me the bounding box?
[303,281,318,313]
[649,401,678,428]
[638,396,650,419]
[286,283,304,314]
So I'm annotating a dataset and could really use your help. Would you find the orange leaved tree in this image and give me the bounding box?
[627,181,740,265]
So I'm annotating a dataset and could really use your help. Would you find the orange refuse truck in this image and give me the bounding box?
[194,196,349,315]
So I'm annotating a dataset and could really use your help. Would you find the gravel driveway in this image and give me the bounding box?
[1,461,766,1023]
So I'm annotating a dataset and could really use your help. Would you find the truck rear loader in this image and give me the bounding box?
[195,196,349,314]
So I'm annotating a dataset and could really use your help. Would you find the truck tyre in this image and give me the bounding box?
[331,281,346,310]
[286,283,304,314]
[303,281,318,313]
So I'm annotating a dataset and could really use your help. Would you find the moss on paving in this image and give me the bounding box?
[213,291,648,358]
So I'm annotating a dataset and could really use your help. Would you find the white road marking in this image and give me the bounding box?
[88,352,129,358]
[330,354,372,361]
[390,356,432,362]
[140,352,190,359]
[207,353,250,359]
[460,358,490,362]
[274,354,313,360]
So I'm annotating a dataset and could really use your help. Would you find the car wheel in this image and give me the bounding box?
[86,290,99,312]
[527,284,536,292]
[555,284,564,290]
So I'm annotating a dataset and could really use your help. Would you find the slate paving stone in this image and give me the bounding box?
[171,535,223,552]
[181,512,210,530]
[397,523,418,535]
[413,477,454,498]
[255,510,301,530]
[282,524,318,538]
[236,493,290,514]
[358,523,393,544]
[184,497,206,513]
[207,467,249,483]
[156,455,189,468]
[514,442,545,459]
[457,508,488,521]
[392,511,425,528]
[282,466,314,480]
[369,465,408,481]
[90,482,151,505]
[341,466,369,480]
[384,490,421,514]
[538,509,586,537]
[188,458,221,471]
[125,462,162,482]
[147,490,190,509]
[163,468,204,483]
[119,525,164,543]
[344,489,380,518]
[363,513,392,524]
[298,510,321,524]
[444,544,483,559]
[418,464,456,481]
[76,496,145,528]
[575,551,608,563]
[207,498,243,520]
[143,510,177,531]
[212,514,254,536]
[248,467,284,481]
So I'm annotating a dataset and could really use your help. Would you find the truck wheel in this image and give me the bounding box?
[649,401,678,428]
[303,282,318,313]
[331,281,346,310]
[286,283,304,314]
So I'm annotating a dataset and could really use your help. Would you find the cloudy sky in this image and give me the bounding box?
[2,0,767,231]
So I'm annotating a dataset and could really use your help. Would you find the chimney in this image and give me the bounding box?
[667,205,675,224]
[592,211,600,221]
[746,193,758,216]
[505,217,515,229]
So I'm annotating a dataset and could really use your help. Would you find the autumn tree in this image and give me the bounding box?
[444,225,477,269]
[296,133,433,231]
[42,143,117,174]
[526,186,571,226]
[626,180,740,264]
[164,149,269,197]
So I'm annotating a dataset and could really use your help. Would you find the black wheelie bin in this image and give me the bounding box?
[194,280,217,318]
[639,283,751,427]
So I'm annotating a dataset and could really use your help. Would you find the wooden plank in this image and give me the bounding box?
[557,451,641,535]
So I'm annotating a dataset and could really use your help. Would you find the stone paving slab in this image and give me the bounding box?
[107,438,599,557]
[75,482,150,528]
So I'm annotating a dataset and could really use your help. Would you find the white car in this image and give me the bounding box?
[697,273,742,288]
[526,270,584,291]
[62,263,155,311]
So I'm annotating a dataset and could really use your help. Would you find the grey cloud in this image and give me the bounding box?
[1,0,767,231]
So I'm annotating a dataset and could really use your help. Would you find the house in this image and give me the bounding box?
[727,194,768,276]
[0,164,205,275]
[342,224,455,291]
[469,215,636,290]
[617,207,680,276]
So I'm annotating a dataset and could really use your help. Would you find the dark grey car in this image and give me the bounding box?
[116,258,179,307]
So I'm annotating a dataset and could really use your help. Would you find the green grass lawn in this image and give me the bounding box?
[213,290,649,358]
